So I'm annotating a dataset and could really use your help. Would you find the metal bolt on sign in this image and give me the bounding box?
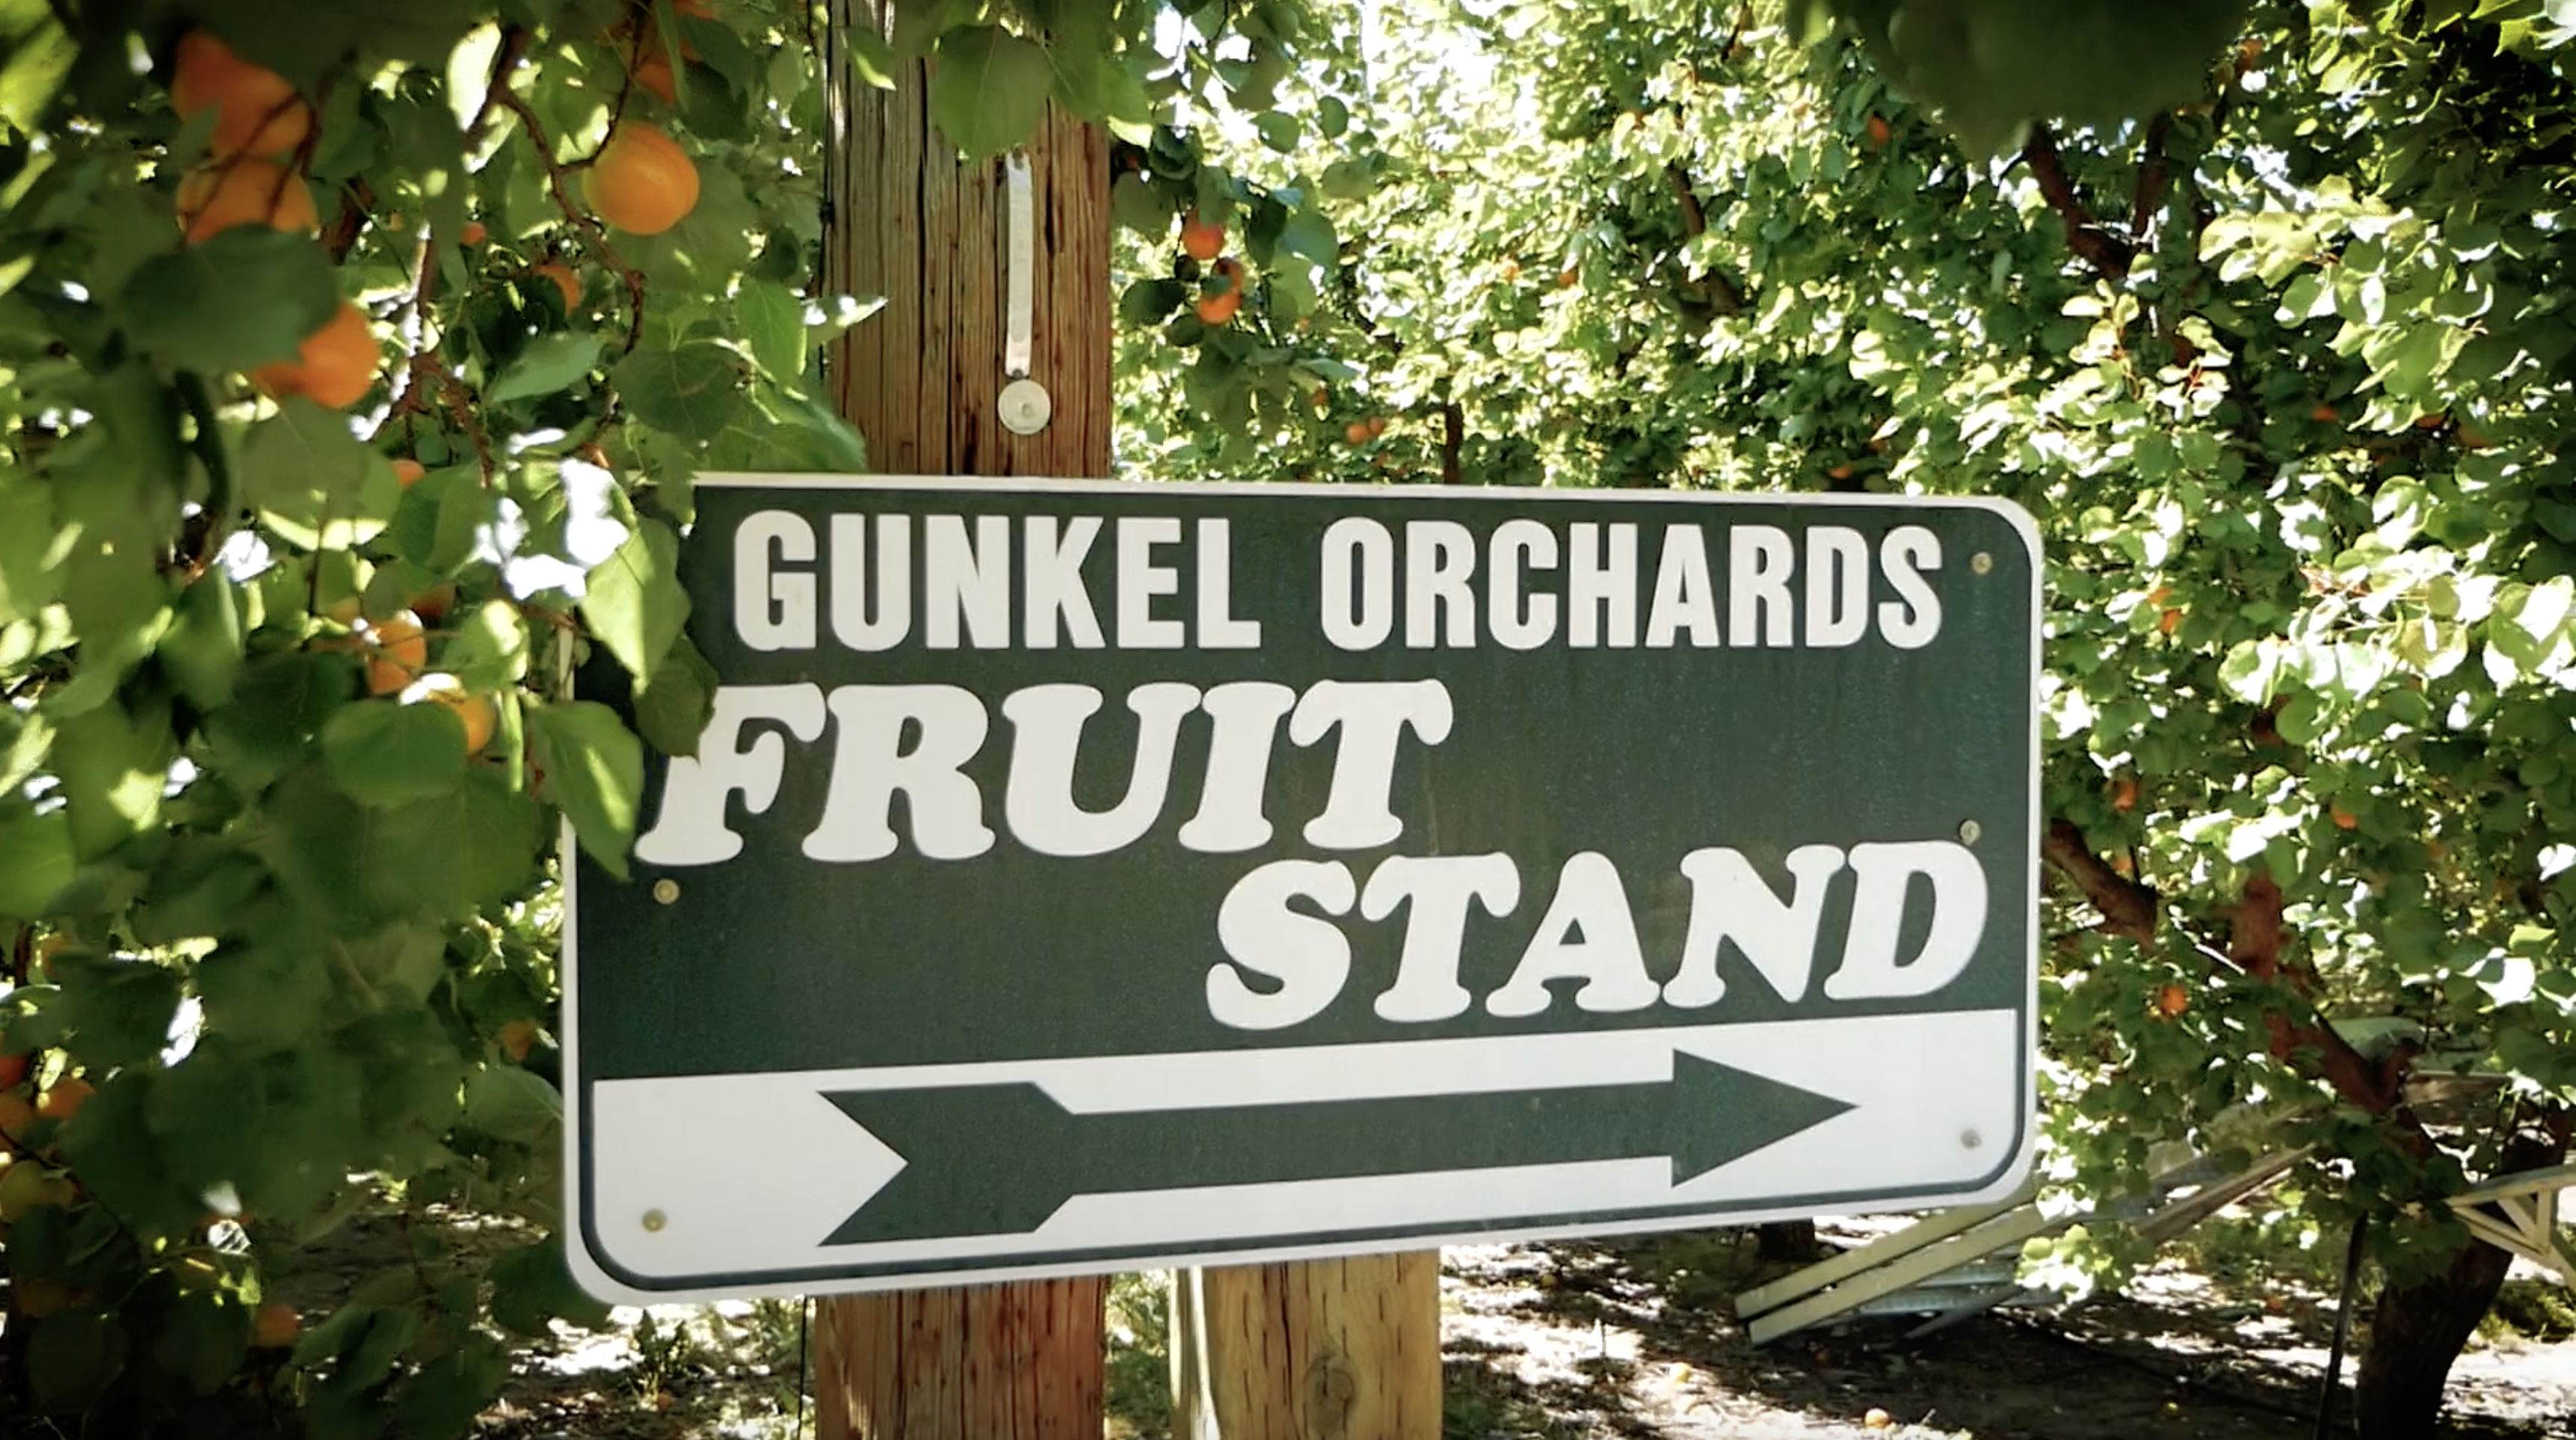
[997,150,1051,436]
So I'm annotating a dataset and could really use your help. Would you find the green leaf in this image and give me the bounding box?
[321,699,469,807]
[49,950,184,1070]
[844,25,897,87]
[1123,277,1187,328]
[394,1334,511,1437]
[159,574,246,711]
[1317,94,1349,138]
[202,651,353,796]
[633,632,718,757]
[439,600,531,691]
[27,1311,128,1415]
[486,330,603,404]
[1112,171,1171,235]
[1254,111,1301,152]
[153,1290,252,1397]
[612,343,743,440]
[120,228,341,375]
[0,6,75,134]
[736,280,808,385]
[528,701,644,879]
[2218,638,2281,705]
[240,400,405,551]
[578,518,691,683]
[488,1235,614,1337]
[50,695,173,863]
[463,1063,561,1144]
[0,806,73,920]
[928,26,1054,158]
[1280,207,1338,266]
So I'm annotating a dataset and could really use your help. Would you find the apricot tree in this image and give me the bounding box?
[1108,1,2576,1434]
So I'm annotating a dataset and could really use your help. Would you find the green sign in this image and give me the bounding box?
[564,474,2041,1304]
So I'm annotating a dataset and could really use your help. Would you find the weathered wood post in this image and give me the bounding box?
[812,7,1110,1436]
[1172,1255,1443,1440]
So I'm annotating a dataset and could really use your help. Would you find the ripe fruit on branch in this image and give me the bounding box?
[634,53,677,104]
[414,674,498,757]
[168,30,312,159]
[534,261,582,310]
[460,220,489,245]
[393,459,426,487]
[251,300,380,410]
[1197,257,1246,325]
[365,612,428,697]
[253,1302,300,1349]
[177,157,318,241]
[0,1053,25,1091]
[2155,982,2189,1017]
[501,1018,540,1061]
[37,1076,91,1122]
[585,123,700,235]
[1179,209,1224,261]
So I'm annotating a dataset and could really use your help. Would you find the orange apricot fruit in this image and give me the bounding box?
[169,30,312,159]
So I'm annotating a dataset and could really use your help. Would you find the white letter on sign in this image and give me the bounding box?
[829,514,910,651]
[1804,527,1869,647]
[1878,525,1944,649]
[1664,844,1846,1007]
[1290,680,1454,851]
[1320,517,1395,650]
[1002,683,1201,857]
[736,511,816,651]
[1178,681,1299,853]
[1209,859,1356,1031]
[1364,853,1520,1024]
[1729,525,1794,647]
[1486,852,1660,1018]
[635,684,827,865]
[923,514,1010,649]
[1488,519,1559,651]
[1822,840,1987,1000]
[1117,516,1186,649]
[803,686,996,862]
[1023,515,1106,649]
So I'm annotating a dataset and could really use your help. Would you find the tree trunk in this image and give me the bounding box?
[1171,1254,1442,1440]
[2352,1234,2514,1439]
[1754,1221,1822,1264]
[812,4,1112,1437]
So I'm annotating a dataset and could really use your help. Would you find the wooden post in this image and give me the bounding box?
[1171,1255,1443,1440]
[812,6,1109,1437]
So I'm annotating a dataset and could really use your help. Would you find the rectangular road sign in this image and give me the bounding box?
[563,473,2041,1304]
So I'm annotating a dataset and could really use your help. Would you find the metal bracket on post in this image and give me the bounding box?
[998,149,1051,436]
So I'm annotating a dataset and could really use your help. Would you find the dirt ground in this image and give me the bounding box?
[265,1207,2576,1439]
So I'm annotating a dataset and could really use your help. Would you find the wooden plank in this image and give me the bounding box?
[2453,1161,2576,1207]
[813,4,1111,1436]
[1746,1206,2056,1346]
[1734,1176,2039,1320]
[2131,1148,2306,1246]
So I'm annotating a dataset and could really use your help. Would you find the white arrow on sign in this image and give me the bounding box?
[573,1009,2027,1294]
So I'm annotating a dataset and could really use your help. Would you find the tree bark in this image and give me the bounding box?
[1171,1254,1442,1440]
[1754,1220,1822,1264]
[813,4,1112,1437]
[2352,1235,2514,1439]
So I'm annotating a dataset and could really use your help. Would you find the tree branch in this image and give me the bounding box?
[2021,123,2135,279]
[2127,114,2173,249]
[2042,818,2159,941]
[491,73,649,354]
[1439,399,1463,485]
[1663,162,1743,316]
[2216,873,2426,1152]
